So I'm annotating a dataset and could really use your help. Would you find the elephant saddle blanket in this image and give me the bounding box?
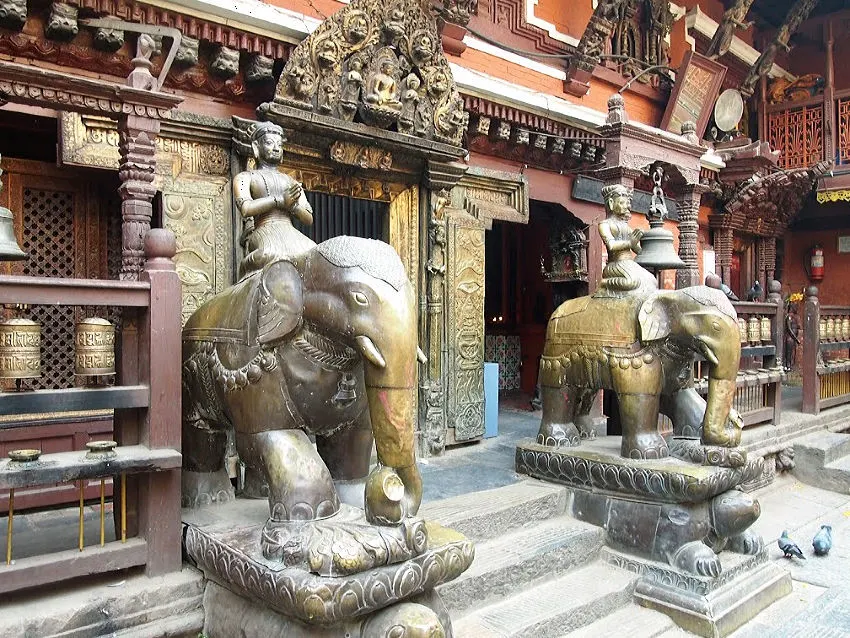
[546,294,644,349]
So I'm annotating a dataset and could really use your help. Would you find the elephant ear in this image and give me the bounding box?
[255,260,303,346]
[638,294,672,342]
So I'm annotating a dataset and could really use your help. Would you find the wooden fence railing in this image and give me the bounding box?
[802,286,850,414]
[697,279,784,428]
[0,229,182,594]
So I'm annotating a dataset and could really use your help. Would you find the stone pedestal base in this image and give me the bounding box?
[604,549,791,638]
[203,580,453,637]
[182,499,473,637]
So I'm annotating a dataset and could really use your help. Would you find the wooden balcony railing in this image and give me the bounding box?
[0,230,182,594]
[802,286,850,414]
[766,91,850,169]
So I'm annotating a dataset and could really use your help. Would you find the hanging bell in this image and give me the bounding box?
[0,317,41,380]
[634,165,685,273]
[0,207,25,261]
[332,372,357,407]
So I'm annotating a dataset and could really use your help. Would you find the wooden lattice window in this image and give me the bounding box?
[837,97,850,166]
[767,104,823,169]
[21,187,77,389]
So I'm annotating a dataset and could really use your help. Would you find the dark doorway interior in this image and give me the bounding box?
[297,192,389,243]
[485,200,589,406]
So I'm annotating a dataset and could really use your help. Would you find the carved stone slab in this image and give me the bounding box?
[604,548,792,637]
[183,502,474,627]
[515,437,763,503]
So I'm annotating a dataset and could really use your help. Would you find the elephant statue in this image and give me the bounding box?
[536,284,743,460]
[181,235,424,562]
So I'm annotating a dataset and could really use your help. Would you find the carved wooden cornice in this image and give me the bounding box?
[715,138,780,184]
[451,166,529,228]
[0,58,181,117]
[0,0,292,100]
[711,160,829,237]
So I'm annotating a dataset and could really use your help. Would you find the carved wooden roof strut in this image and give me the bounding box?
[740,0,821,96]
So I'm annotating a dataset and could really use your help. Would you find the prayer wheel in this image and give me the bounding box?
[747,316,761,346]
[0,318,41,379]
[843,317,850,341]
[738,317,748,345]
[827,317,836,342]
[760,316,772,343]
[74,318,115,376]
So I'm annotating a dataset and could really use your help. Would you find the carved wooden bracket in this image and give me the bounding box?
[451,167,529,229]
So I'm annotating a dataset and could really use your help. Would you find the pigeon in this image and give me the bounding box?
[746,280,763,302]
[778,530,806,559]
[720,282,739,301]
[813,525,833,556]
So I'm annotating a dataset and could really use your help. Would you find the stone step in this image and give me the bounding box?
[794,432,850,493]
[420,479,568,542]
[0,568,205,638]
[795,431,850,466]
[562,604,688,638]
[452,562,636,638]
[439,515,604,615]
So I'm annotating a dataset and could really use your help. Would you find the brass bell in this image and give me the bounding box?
[0,156,26,261]
[634,165,685,273]
[332,371,357,407]
[75,318,115,377]
[0,317,41,380]
[0,207,25,261]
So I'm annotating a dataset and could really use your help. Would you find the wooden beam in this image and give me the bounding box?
[0,386,149,416]
[0,539,146,594]
[0,276,151,306]
[0,445,181,489]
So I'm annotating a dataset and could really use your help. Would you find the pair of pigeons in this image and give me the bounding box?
[778,526,833,559]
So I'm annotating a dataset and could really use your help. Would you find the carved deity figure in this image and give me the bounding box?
[785,305,801,369]
[398,74,421,135]
[233,122,316,279]
[364,60,402,111]
[595,184,657,297]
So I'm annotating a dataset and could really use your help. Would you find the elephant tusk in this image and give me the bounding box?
[696,338,720,366]
[417,347,428,364]
[355,335,387,369]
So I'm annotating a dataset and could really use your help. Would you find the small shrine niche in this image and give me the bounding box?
[541,213,589,283]
[272,0,468,146]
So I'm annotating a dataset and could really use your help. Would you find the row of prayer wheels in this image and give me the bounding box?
[820,316,850,342]
[738,315,773,347]
[0,317,115,381]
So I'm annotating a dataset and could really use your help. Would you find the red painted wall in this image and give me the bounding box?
[783,227,850,305]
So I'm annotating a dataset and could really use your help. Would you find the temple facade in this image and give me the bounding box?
[0,0,842,473]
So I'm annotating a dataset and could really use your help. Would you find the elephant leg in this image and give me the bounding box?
[618,392,668,459]
[574,389,598,440]
[660,388,706,439]
[237,429,340,522]
[537,385,581,448]
[317,413,373,510]
[181,418,234,508]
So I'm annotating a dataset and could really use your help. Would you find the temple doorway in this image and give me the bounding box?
[484,200,588,409]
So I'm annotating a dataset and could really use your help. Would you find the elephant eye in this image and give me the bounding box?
[712,321,721,332]
[351,292,369,306]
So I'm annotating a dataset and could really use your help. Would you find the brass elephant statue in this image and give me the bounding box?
[181,236,423,532]
[537,285,743,459]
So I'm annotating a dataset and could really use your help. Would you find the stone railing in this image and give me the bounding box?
[802,286,850,414]
[0,230,182,593]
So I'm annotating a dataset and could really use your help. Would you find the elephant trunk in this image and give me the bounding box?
[365,385,423,516]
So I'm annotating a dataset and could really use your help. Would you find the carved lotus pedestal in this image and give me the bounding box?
[182,500,474,637]
[516,437,791,637]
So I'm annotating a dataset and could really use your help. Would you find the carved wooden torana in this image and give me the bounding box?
[271,0,468,147]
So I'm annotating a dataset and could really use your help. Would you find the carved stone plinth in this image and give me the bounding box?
[183,500,473,636]
[516,437,788,635]
[604,548,791,638]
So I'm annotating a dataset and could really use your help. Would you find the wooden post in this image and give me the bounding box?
[138,228,182,575]
[675,184,704,289]
[824,19,836,164]
[802,285,821,414]
[767,279,784,425]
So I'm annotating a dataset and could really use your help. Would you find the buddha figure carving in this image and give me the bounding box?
[361,49,403,126]
[233,121,316,279]
[596,184,657,298]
